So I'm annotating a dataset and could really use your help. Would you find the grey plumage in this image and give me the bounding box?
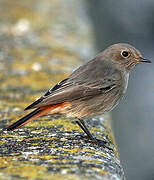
[25,44,130,118]
[6,43,151,136]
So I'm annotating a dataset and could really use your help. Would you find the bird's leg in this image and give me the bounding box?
[76,119,97,144]
[76,119,112,149]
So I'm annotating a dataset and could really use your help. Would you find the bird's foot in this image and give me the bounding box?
[89,137,113,151]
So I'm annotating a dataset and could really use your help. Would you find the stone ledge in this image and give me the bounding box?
[0,0,125,179]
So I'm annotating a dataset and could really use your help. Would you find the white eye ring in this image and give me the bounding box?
[121,51,130,58]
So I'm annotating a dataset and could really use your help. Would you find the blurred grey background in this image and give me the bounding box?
[86,0,154,180]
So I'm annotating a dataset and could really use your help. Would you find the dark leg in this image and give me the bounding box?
[76,119,97,144]
[76,119,112,149]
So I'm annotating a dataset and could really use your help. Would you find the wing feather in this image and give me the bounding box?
[25,57,122,110]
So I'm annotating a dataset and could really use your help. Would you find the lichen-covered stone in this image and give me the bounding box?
[0,0,125,179]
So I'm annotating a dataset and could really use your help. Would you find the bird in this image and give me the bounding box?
[5,43,151,145]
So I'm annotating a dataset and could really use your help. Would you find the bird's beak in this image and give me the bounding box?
[138,57,152,63]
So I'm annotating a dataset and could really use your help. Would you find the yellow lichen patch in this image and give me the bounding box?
[0,158,9,168]
[0,134,17,138]
[62,148,81,154]
[61,123,82,132]
[39,155,53,160]
[49,155,59,159]
[0,156,81,179]
[0,157,24,168]
[2,73,52,90]
[36,117,82,132]
[46,117,82,132]
[91,127,104,135]
[82,149,107,158]
[82,148,96,153]
[0,141,6,145]
[3,165,46,179]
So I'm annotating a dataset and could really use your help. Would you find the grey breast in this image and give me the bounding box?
[65,57,129,117]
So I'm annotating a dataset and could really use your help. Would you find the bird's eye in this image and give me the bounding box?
[121,51,129,58]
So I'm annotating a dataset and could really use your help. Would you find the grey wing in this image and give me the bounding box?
[25,78,71,110]
[25,58,122,110]
[25,79,120,110]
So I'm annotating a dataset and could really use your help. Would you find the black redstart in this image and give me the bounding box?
[5,43,151,145]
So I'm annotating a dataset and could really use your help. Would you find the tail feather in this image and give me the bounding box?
[5,108,41,131]
[5,103,69,131]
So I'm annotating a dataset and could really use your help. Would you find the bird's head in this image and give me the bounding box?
[103,43,151,72]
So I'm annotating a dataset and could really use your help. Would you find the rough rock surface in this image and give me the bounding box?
[0,0,125,179]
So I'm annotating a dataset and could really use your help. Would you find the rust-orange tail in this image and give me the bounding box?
[5,104,62,131]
